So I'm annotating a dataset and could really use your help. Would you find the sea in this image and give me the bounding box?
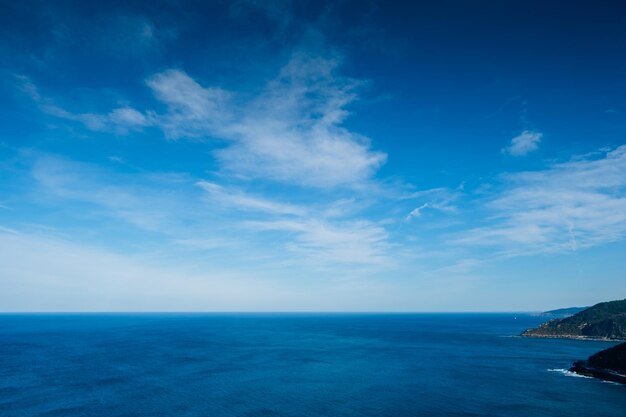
[0,313,624,416]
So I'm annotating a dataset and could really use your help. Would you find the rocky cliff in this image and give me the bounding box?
[569,342,626,384]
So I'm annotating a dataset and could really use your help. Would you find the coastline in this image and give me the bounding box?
[521,334,625,342]
[521,300,626,386]
[569,361,626,385]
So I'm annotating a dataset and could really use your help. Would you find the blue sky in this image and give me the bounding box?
[1,0,626,311]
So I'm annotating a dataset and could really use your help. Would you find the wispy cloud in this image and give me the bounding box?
[147,54,386,187]
[246,218,391,266]
[196,180,391,266]
[17,51,393,268]
[31,156,176,231]
[21,53,386,188]
[215,55,387,187]
[405,186,460,220]
[80,107,153,132]
[407,203,430,219]
[456,145,626,255]
[196,180,305,216]
[145,69,231,139]
[26,154,392,267]
[0,226,20,234]
[502,130,542,156]
[17,76,152,134]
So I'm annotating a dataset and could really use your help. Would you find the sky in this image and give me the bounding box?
[1,0,626,312]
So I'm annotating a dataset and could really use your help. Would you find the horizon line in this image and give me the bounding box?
[0,310,547,314]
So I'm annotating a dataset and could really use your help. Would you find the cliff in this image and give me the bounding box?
[569,342,626,384]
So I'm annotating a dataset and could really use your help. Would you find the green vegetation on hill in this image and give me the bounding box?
[522,299,626,340]
[538,306,587,318]
[585,342,626,374]
[570,342,626,383]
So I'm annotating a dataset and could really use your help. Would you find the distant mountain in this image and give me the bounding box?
[537,306,588,318]
[569,342,626,384]
[522,299,626,340]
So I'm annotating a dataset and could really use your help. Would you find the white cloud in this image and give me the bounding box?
[246,218,391,266]
[405,187,459,220]
[30,156,191,232]
[78,107,154,133]
[26,155,391,267]
[17,76,153,134]
[456,145,626,255]
[145,55,386,187]
[0,226,19,234]
[145,69,231,139]
[503,130,542,156]
[196,179,391,266]
[22,54,386,188]
[407,203,429,219]
[196,180,305,216]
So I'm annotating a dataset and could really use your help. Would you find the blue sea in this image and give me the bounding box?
[0,314,624,416]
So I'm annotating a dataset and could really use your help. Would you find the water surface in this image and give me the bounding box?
[0,313,623,416]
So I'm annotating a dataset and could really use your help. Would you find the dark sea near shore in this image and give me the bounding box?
[0,313,624,417]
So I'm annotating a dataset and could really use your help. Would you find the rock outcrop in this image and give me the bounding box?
[569,342,626,384]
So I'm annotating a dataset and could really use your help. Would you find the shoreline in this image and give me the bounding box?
[569,361,626,385]
[521,334,625,342]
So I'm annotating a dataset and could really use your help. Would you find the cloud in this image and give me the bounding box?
[30,156,190,232]
[22,53,386,188]
[195,179,391,266]
[77,107,154,133]
[246,218,391,266]
[405,186,460,220]
[502,130,542,156]
[407,203,429,219]
[145,69,231,139]
[147,55,386,187]
[196,180,305,216]
[456,145,626,255]
[25,154,391,267]
[17,76,153,134]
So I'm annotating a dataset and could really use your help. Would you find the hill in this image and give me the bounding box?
[569,342,626,384]
[537,306,588,318]
[522,299,626,340]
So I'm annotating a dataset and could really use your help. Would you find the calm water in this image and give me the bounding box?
[0,314,624,416]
